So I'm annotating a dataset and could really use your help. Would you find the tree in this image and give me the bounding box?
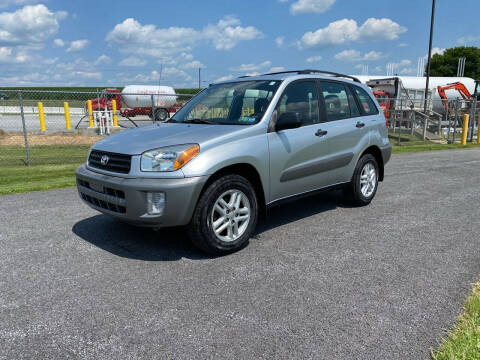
[429,46,480,79]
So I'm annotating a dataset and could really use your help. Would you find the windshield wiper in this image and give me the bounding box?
[183,118,216,125]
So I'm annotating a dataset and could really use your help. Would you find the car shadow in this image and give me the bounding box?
[72,189,351,261]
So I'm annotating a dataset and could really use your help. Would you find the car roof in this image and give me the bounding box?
[213,70,362,86]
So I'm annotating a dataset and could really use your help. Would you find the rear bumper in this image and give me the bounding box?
[380,144,392,164]
[76,164,207,227]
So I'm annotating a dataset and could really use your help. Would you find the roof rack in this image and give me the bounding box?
[259,69,361,83]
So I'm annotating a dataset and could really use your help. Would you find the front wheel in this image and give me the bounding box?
[344,154,379,206]
[188,174,258,254]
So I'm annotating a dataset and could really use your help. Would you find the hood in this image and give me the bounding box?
[92,123,249,155]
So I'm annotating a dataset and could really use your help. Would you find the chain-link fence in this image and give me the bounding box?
[381,97,479,145]
[0,89,196,167]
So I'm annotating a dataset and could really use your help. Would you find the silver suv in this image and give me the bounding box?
[76,70,391,254]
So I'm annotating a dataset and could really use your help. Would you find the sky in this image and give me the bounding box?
[0,0,479,87]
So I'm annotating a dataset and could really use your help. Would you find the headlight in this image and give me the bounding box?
[141,144,199,172]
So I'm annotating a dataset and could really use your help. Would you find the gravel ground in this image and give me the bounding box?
[1,148,479,359]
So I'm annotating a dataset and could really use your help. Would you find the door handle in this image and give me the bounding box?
[356,121,365,128]
[315,129,328,137]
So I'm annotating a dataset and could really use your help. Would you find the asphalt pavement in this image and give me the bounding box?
[1,148,480,359]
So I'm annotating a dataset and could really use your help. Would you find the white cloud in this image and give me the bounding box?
[334,49,384,62]
[119,56,147,67]
[215,74,234,82]
[290,0,335,15]
[306,55,322,63]
[73,71,102,80]
[0,4,67,46]
[268,66,285,73]
[53,38,64,47]
[275,36,285,47]
[0,0,40,9]
[431,47,445,56]
[457,35,480,44]
[399,67,416,75]
[299,18,407,49]
[230,60,271,72]
[397,42,408,47]
[245,72,260,77]
[106,16,262,59]
[182,60,204,69]
[0,45,27,63]
[67,39,88,52]
[94,54,111,65]
[162,67,192,80]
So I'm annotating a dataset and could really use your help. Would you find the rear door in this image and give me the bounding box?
[318,81,367,184]
[267,80,332,202]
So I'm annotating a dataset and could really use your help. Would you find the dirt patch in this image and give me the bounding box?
[0,132,102,146]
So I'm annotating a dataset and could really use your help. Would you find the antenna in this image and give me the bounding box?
[158,61,163,87]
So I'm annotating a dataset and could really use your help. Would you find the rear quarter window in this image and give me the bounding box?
[353,86,379,116]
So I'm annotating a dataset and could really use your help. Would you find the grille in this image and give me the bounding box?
[77,179,126,214]
[88,150,131,174]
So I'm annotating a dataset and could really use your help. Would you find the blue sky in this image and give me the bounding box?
[0,0,478,87]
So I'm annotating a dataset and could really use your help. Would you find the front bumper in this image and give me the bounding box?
[76,164,207,227]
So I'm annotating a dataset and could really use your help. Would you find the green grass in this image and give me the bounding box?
[431,281,480,360]
[389,132,480,153]
[0,145,89,195]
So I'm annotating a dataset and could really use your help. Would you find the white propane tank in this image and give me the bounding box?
[121,85,177,108]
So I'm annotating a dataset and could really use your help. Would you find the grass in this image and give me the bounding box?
[0,145,89,195]
[431,280,480,360]
[389,132,480,153]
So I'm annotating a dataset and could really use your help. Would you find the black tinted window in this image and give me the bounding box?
[320,82,352,121]
[346,86,361,117]
[353,86,379,115]
[276,81,319,126]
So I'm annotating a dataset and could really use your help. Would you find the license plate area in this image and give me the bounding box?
[89,181,104,193]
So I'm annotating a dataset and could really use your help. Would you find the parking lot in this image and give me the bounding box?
[1,148,480,359]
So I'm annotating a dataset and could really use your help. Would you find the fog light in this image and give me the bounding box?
[146,192,165,215]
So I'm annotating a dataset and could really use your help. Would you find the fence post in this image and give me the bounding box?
[18,91,30,166]
[63,102,71,130]
[469,99,477,142]
[37,102,46,132]
[151,94,155,122]
[477,114,480,144]
[452,99,459,144]
[111,99,118,127]
[87,100,94,127]
[461,114,469,145]
[397,99,402,146]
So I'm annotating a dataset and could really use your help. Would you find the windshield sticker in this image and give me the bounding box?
[269,81,276,86]
[239,116,256,123]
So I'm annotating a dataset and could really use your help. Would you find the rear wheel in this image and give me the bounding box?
[188,174,258,254]
[154,108,169,122]
[344,154,379,206]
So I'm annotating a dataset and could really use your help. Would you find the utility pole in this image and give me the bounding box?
[424,0,436,113]
[198,68,201,89]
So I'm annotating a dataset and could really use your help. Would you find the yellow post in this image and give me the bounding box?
[461,114,469,145]
[87,100,94,128]
[477,114,480,144]
[63,102,71,130]
[37,102,46,132]
[111,99,118,127]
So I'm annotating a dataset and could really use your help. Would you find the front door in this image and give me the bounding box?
[267,80,332,203]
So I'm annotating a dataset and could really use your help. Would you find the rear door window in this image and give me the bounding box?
[353,86,379,115]
[319,82,351,121]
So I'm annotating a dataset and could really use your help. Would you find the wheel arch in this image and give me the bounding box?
[200,163,267,219]
[360,145,384,181]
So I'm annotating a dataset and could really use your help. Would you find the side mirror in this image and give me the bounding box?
[275,112,302,131]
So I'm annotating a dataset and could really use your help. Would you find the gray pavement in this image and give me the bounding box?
[1,148,480,359]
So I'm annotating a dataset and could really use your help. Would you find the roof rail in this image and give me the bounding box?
[260,69,361,83]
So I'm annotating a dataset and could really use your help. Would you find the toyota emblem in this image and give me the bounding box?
[100,154,109,165]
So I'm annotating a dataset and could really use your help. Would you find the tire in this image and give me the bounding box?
[344,154,379,206]
[154,108,169,122]
[188,174,258,255]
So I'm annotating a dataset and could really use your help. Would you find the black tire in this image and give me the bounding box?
[154,108,169,122]
[344,154,379,206]
[188,174,258,255]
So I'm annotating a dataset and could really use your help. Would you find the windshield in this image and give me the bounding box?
[170,80,281,125]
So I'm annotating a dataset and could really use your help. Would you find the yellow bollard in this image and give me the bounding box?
[87,100,94,128]
[111,99,118,127]
[461,114,469,145]
[37,102,46,132]
[63,102,71,130]
[477,114,480,144]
